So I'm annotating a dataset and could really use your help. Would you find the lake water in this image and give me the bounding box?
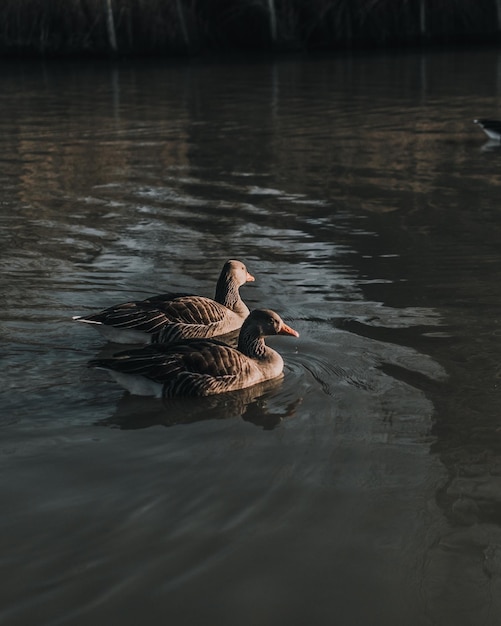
[2,47,501,626]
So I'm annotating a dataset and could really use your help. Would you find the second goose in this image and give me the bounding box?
[73,259,254,344]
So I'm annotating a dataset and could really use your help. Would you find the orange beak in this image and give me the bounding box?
[279,323,299,338]
[246,272,255,282]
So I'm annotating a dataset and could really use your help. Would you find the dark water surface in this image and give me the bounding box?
[2,48,501,625]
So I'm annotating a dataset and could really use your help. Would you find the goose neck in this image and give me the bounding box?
[238,330,267,359]
[215,275,242,311]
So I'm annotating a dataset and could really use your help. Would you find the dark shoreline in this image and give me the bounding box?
[1,0,500,60]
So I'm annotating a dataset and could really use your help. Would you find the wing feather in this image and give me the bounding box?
[77,295,232,338]
[88,339,253,396]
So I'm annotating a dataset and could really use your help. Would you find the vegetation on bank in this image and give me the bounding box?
[1,0,501,57]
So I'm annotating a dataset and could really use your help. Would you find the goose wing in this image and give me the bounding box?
[89,340,253,396]
[161,340,254,396]
[148,296,229,325]
[75,293,228,335]
[79,300,172,333]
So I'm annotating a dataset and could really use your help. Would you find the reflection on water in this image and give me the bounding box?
[480,138,501,152]
[2,49,501,625]
[96,378,301,431]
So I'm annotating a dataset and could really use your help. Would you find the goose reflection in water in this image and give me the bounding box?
[480,139,501,152]
[94,378,302,431]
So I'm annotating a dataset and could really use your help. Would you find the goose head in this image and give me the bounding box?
[224,259,255,287]
[237,309,298,358]
[242,309,299,339]
[245,309,299,337]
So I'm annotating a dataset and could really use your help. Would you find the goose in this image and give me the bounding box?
[473,119,501,141]
[73,259,254,344]
[88,308,299,398]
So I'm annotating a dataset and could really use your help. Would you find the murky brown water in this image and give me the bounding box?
[2,48,501,626]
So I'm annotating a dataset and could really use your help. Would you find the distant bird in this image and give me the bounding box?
[73,260,255,344]
[473,119,501,141]
[88,308,299,397]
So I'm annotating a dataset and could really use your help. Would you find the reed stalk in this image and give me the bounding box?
[105,0,118,52]
[497,0,501,31]
[175,0,190,48]
[419,0,427,38]
[267,0,278,43]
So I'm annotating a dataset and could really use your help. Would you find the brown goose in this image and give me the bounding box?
[88,309,299,398]
[73,259,254,344]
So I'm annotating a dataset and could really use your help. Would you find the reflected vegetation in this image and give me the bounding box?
[2,52,496,220]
